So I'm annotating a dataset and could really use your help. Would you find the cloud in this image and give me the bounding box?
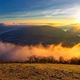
[1,0,80,22]
[0,5,80,21]
[0,42,80,61]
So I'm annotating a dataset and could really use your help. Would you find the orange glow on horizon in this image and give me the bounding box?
[2,19,76,27]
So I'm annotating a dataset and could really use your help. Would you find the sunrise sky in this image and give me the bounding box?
[0,0,80,25]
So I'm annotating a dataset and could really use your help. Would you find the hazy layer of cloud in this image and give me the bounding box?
[0,42,80,61]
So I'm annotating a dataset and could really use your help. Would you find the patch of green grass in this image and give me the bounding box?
[0,63,80,80]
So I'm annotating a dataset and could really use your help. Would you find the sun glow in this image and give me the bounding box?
[75,17,80,23]
[74,11,80,23]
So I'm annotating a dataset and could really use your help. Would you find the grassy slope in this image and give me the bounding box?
[0,64,80,80]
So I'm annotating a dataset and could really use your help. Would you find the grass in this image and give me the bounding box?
[0,63,80,80]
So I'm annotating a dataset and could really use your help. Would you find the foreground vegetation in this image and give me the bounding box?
[0,63,80,80]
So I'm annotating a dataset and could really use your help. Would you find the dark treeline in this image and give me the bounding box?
[0,56,80,64]
[26,56,80,65]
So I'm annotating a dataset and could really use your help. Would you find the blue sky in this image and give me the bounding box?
[0,0,80,22]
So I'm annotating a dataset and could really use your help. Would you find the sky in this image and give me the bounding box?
[0,0,80,25]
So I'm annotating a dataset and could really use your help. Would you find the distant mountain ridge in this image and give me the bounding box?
[0,24,80,47]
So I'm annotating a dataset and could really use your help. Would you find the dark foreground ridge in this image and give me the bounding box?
[0,56,80,65]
